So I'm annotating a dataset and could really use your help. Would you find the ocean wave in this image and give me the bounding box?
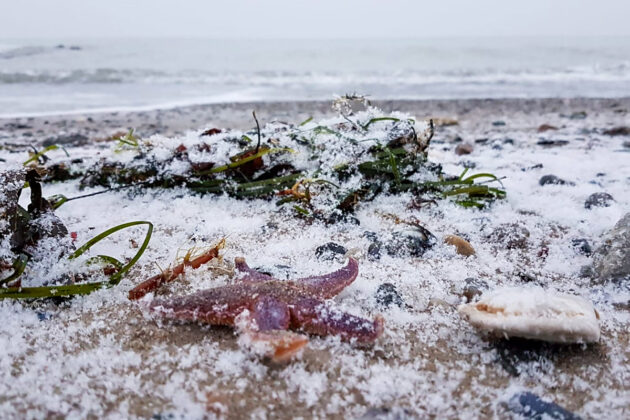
[2,65,630,86]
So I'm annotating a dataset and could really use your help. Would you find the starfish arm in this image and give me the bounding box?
[290,297,384,345]
[234,257,274,283]
[149,285,252,325]
[293,257,359,299]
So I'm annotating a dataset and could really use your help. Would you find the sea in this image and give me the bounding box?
[0,37,629,117]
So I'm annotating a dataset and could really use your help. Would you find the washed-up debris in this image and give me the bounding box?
[458,287,600,343]
[0,167,152,299]
[28,98,505,220]
[147,255,383,362]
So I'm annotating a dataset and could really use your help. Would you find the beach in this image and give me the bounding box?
[1,97,629,418]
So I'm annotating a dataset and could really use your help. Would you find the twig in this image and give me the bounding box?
[253,111,261,153]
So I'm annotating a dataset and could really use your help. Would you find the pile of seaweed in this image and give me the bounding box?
[36,96,504,220]
[0,96,505,299]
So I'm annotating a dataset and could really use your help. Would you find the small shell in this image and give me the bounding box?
[458,287,600,343]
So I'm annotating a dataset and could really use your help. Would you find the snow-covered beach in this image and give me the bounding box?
[1,97,629,418]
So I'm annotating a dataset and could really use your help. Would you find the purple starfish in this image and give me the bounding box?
[149,257,384,361]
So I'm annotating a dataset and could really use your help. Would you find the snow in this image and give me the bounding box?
[0,101,629,418]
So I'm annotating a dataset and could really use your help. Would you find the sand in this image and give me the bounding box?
[1,98,629,419]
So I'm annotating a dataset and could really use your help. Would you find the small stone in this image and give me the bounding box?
[458,287,600,343]
[359,407,412,420]
[537,123,558,133]
[568,111,587,120]
[503,138,514,145]
[474,138,489,144]
[375,283,404,308]
[492,120,506,126]
[592,212,630,283]
[507,392,580,420]
[36,312,52,321]
[367,242,381,261]
[326,211,360,225]
[461,278,488,302]
[584,192,614,209]
[539,174,572,186]
[315,242,347,261]
[623,140,630,149]
[444,234,475,256]
[537,139,569,147]
[521,163,543,171]
[602,126,630,136]
[455,143,473,155]
[386,227,436,257]
[488,223,530,249]
[571,238,592,255]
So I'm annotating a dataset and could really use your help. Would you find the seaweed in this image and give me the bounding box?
[26,100,505,221]
[0,169,153,299]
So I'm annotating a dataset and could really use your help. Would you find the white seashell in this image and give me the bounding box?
[458,287,600,343]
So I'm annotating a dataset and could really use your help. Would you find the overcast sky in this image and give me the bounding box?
[2,0,630,39]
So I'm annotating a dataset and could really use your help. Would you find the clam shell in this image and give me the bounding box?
[458,287,600,343]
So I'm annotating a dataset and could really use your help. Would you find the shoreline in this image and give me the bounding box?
[2,97,630,149]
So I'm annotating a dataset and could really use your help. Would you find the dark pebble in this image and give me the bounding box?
[386,227,436,257]
[474,138,489,144]
[461,160,476,169]
[362,231,378,242]
[623,140,630,149]
[36,312,52,321]
[584,192,614,209]
[521,163,543,172]
[539,175,573,186]
[492,120,506,126]
[507,392,581,419]
[326,211,360,225]
[375,283,404,308]
[537,139,569,147]
[359,407,412,420]
[462,278,488,302]
[571,239,592,255]
[503,138,514,144]
[367,242,382,261]
[315,242,347,261]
